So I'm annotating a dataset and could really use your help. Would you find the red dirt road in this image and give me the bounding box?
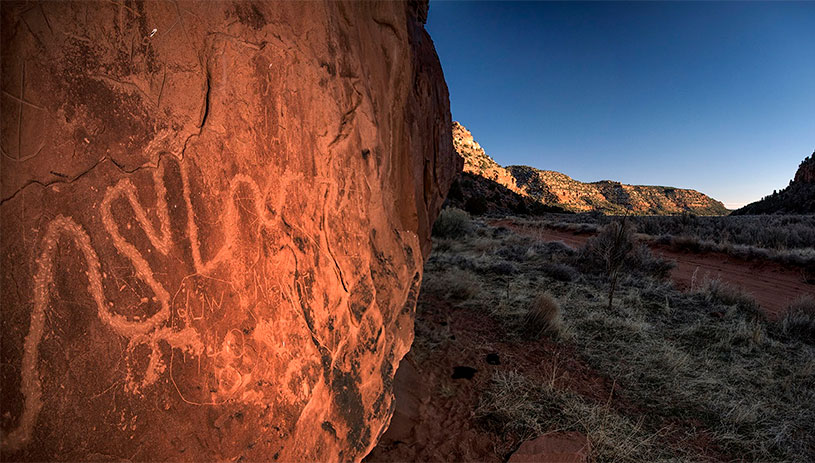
[494,223,815,319]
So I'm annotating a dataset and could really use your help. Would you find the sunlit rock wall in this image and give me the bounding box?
[0,1,456,461]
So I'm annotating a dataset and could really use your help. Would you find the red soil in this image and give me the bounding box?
[365,297,616,462]
[367,294,733,462]
[493,221,815,319]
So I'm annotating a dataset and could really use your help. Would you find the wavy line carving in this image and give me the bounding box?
[2,157,285,451]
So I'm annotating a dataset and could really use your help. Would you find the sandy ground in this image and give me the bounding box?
[495,223,815,319]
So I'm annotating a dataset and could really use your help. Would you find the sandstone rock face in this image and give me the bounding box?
[508,165,729,216]
[453,121,728,216]
[735,151,815,215]
[794,152,815,184]
[454,121,523,195]
[0,1,456,461]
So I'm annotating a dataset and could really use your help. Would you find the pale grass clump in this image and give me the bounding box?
[421,267,480,302]
[476,370,668,462]
[698,277,761,316]
[780,295,815,344]
[524,292,563,339]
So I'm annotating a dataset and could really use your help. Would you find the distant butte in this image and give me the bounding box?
[452,121,730,216]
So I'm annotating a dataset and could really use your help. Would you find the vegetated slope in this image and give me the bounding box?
[453,121,729,216]
[495,219,814,317]
[508,165,729,216]
[448,122,568,215]
[734,151,815,215]
[369,212,815,462]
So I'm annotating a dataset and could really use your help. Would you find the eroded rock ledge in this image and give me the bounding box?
[0,1,457,461]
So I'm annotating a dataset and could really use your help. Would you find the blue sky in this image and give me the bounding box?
[427,1,815,209]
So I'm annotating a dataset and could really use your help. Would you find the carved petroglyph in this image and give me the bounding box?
[2,155,302,450]
[1,61,48,162]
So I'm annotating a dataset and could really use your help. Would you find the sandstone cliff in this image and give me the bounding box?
[0,1,457,461]
[794,152,815,184]
[454,121,728,216]
[734,151,815,215]
[454,121,522,195]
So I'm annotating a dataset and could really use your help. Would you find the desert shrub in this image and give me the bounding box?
[478,260,517,276]
[537,214,815,267]
[523,293,563,338]
[429,252,476,271]
[421,267,480,301]
[432,207,471,238]
[627,245,675,280]
[699,278,762,318]
[780,295,815,344]
[471,237,501,254]
[539,262,579,282]
[671,235,703,253]
[581,219,635,309]
[464,196,488,215]
[496,242,530,262]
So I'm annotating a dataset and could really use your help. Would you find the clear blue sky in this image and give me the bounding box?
[427,1,815,209]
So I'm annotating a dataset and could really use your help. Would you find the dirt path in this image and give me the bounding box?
[493,222,815,319]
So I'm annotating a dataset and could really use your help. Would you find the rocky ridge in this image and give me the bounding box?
[734,151,815,215]
[454,121,729,216]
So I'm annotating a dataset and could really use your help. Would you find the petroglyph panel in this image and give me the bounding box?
[1,1,456,461]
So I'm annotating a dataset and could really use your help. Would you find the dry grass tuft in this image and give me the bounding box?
[699,277,762,317]
[780,295,815,344]
[477,370,667,462]
[524,292,563,339]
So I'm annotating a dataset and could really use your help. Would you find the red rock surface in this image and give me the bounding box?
[454,121,524,195]
[0,1,456,461]
[794,152,815,184]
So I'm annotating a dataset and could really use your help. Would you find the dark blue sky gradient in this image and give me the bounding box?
[427,1,815,208]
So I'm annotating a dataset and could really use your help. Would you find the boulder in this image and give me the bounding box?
[0,1,457,461]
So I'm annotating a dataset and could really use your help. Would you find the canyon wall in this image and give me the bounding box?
[454,121,728,216]
[0,1,456,461]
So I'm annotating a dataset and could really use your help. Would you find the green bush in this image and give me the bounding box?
[432,207,472,238]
